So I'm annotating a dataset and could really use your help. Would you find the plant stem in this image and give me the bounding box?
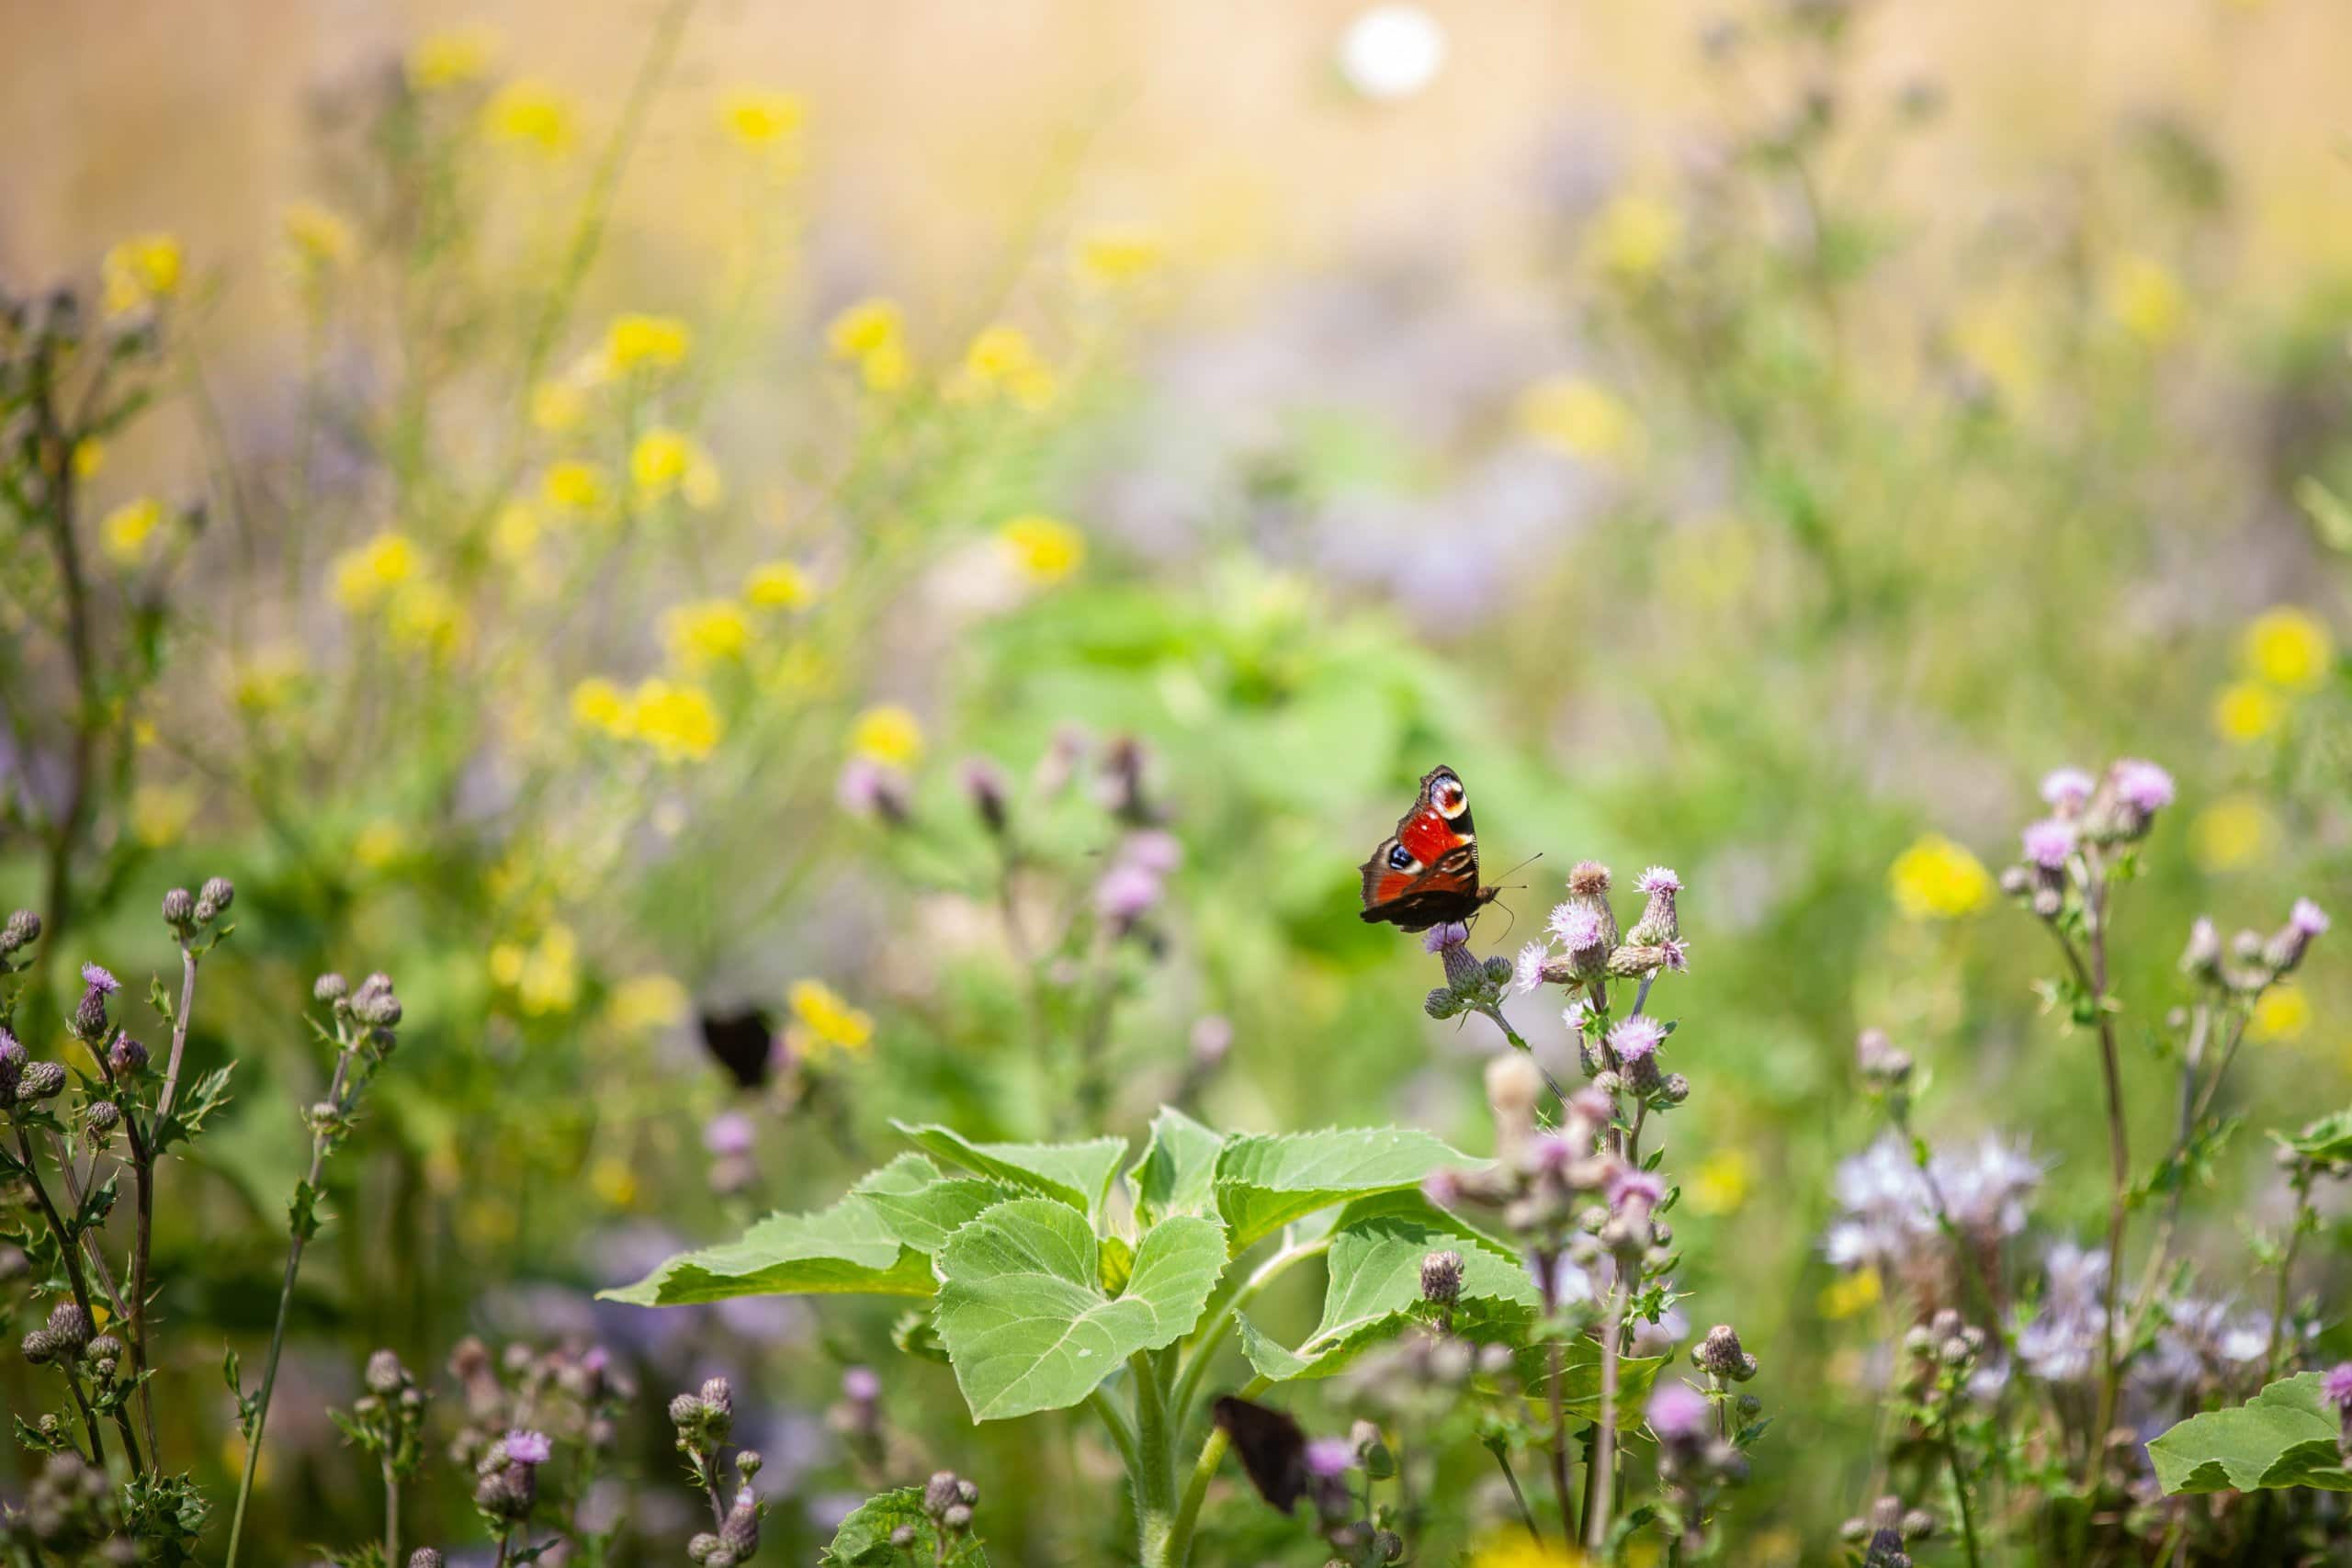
[1168,1234,1329,1434]
[1587,1276,1623,1553]
[1165,1372,1269,1568]
[10,1123,131,1471]
[1534,1248,1576,1540]
[46,1129,148,1471]
[1489,1441,1544,1545]
[2263,1178,2313,1380]
[1945,1429,1984,1568]
[384,1454,401,1566]
[1131,1350,1178,1567]
[2049,885,2129,1484]
[1086,1382,1140,1476]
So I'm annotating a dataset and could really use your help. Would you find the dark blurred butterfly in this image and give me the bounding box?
[1211,1395,1312,1514]
[1357,764,1499,931]
[698,1008,775,1090]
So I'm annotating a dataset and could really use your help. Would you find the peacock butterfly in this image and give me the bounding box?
[1357,763,1499,931]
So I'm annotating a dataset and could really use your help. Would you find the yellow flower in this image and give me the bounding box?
[998,514,1086,585]
[789,978,874,1054]
[531,379,588,434]
[629,429,724,509]
[352,818,410,872]
[129,783,197,848]
[2212,680,2284,746]
[1071,225,1164,288]
[1685,1148,1755,1217]
[1819,1265,1883,1320]
[571,677,633,736]
[743,559,815,610]
[385,581,466,659]
[102,233,183,317]
[763,643,836,698]
[490,502,541,564]
[628,678,723,762]
[1518,376,1639,464]
[663,598,752,670]
[503,923,579,1016]
[718,88,806,147]
[281,202,355,273]
[858,338,911,392]
[606,974,689,1034]
[2106,254,2186,346]
[2189,794,2278,873]
[232,642,307,714]
[544,460,610,514]
[332,532,417,612]
[1466,1535,1587,1568]
[2240,606,2334,693]
[850,704,923,768]
[100,498,166,567]
[2250,987,2311,1043]
[605,312,692,375]
[957,323,1057,411]
[72,438,105,479]
[1585,192,1681,281]
[588,1156,640,1209]
[1888,833,1993,920]
[827,298,904,360]
[406,26,497,90]
[484,78,575,154]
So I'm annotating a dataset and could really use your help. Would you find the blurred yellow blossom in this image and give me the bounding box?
[663,599,752,670]
[1889,833,1992,919]
[406,26,497,90]
[1820,1265,1883,1320]
[280,202,355,274]
[102,233,183,317]
[1518,376,1639,464]
[544,460,610,514]
[998,514,1085,585]
[1072,225,1165,288]
[789,978,874,1054]
[352,819,410,872]
[492,923,580,1016]
[490,502,541,564]
[606,974,689,1034]
[1465,1535,1586,1567]
[2212,680,2283,745]
[589,1157,639,1209]
[763,643,836,699]
[605,312,692,375]
[2240,606,2333,692]
[957,323,1056,410]
[72,438,104,479]
[1685,1148,1755,1216]
[571,677,632,736]
[628,679,723,762]
[100,498,165,566]
[129,784,197,848]
[828,298,903,359]
[718,88,806,148]
[484,79,575,154]
[629,428,723,509]
[2189,794,2278,872]
[850,704,923,768]
[232,643,307,714]
[332,532,417,612]
[531,380,586,434]
[1585,191,1681,280]
[743,559,815,610]
[385,580,466,660]
[2105,254,2186,346]
[2250,986,2311,1043]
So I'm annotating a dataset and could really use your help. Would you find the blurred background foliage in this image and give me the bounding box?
[6,0,2352,1559]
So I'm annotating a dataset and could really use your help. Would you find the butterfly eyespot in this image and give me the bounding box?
[1433,781,1465,817]
[1387,843,1415,871]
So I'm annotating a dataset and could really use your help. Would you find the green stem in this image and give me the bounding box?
[1168,1234,1329,1435]
[1488,1439,1544,1545]
[384,1453,401,1566]
[1132,1350,1178,1568]
[1085,1382,1140,1477]
[1945,1427,1984,1568]
[1165,1372,1271,1568]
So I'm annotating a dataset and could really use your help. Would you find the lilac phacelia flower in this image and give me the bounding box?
[1607,1015,1666,1063]
[1421,921,1471,954]
[2324,1362,2352,1413]
[2292,898,2331,936]
[503,1429,553,1466]
[2041,767,2095,811]
[703,1111,755,1158]
[1646,1380,1711,1441]
[1303,1438,1357,1478]
[1512,942,1549,995]
[2021,818,2074,871]
[2110,759,2175,814]
[80,964,120,995]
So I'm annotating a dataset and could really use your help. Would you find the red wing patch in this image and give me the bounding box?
[1357,764,1498,931]
[1396,806,1464,867]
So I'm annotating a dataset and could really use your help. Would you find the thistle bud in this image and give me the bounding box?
[47,1303,91,1349]
[668,1392,704,1428]
[82,1100,119,1147]
[107,1034,148,1077]
[2265,899,2330,977]
[314,972,348,1003]
[1660,1072,1690,1104]
[366,1348,409,1393]
[942,1503,974,1531]
[1626,867,1680,946]
[20,1061,65,1101]
[162,887,196,931]
[2179,917,2222,982]
[889,1526,919,1549]
[409,1553,446,1568]
[718,1489,760,1558]
[687,1536,720,1564]
[1420,1249,1464,1307]
[699,1376,733,1417]
[21,1327,59,1364]
[70,987,109,1043]
[0,909,40,953]
[959,757,1010,836]
[735,1449,763,1479]
[1695,1323,1759,1382]
[1856,1028,1912,1089]
[924,1471,963,1516]
[199,876,234,912]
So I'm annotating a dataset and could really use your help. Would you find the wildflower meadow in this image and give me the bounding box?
[8,2,2352,1563]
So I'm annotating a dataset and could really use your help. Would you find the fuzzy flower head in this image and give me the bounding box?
[1421,921,1472,955]
[702,1111,755,1158]
[2020,818,2075,872]
[1304,1437,1357,1478]
[80,964,120,995]
[1635,866,1680,895]
[1547,902,1605,953]
[2041,767,2095,813]
[2324,1362,2352,1414]
[503,1428,553,1466]
[2110,758,2176,815]
[2292,898,2331,937]
[1607,1168,1667,1213]
[1646,1379,1711,1441]
[1512,941,1549,995]
[1607,1014,1666,1065]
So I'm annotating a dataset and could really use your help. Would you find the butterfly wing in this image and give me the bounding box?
[698,1008,775,1089]
[1358,765,1496,931]
[1211,1395,1310,1515]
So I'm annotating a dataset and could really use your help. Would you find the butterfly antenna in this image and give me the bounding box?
[1494,851,1544,887]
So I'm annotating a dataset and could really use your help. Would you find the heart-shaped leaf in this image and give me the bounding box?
[892,1122,1127,1223]
[1213,1127,1481,1253]
[1129,1106,1226,1225]
[599,1194,936,1306]
[934,1198,1227,1421]
[854,1155,1020,1255]
[2149,1373,2352,1495]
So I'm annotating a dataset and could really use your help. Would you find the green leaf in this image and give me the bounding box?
[934,1199,1226,1421]
[853,1155,1020,1255]
[1128,1106,1225,1225]
[599,1193,938,1306]
[821,1485,990,1565]
[891,1122,1127,1223]
[2296,476,2352,555]
[2283,1109,2352,1164]
[2149,1373,2352,1495]
[1213,1127,1481,1253]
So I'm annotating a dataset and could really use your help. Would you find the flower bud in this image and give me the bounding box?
[2179,918,2222,982]
[70,987,109,1043]
[314,973,349,1003]
[942,1503,974,1531]
[47,1303,90,1349]
[2265,898,2330,977]
[1420,1249,1464,1307]
[409,1553,446,1568]
[82,1100,119,1147]
[367,1348,409,1393]
[735,1449,763,1479]
[0,909,40,953]
[1627,867,1680,946]
[1485,1052,1544,1156]
[687,1535,719,1564]
[162,888,196,931]
[924,1471,963,1516]
[889,1525,919,1549]
[107,1034,148,1077]
[199,876,234,912]
[1695,1323,1758,1382]
[21,1327,59,1364]
[20,1061,64,1101]
[668,1392,705,1428]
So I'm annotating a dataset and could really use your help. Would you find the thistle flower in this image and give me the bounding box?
[503,1428,553,1465]
[2266,897,2330,976]
[1189,1015,1234,1072]
[1695,1323,1759,1382]
[2323,1362,2352,1413]
[1422,921,1471,955]
[1420,1249,1464,1306]
[80,962,119,995]
[2019,818,2073,871]
[1094,863,1163,931]
[2041,767,2094,814]
[1855,1028,1913,1088]
[842,1365,882,1404]
[836,758,912,827]
[1303,1437,1357,1477]
[1607,1014,1666,1065]
[1548,902,1609,979]
[1646,1379,1711,1441]
[1627,865,1681,945]
[1511,941,1547,995]
[703,1111,756,1158]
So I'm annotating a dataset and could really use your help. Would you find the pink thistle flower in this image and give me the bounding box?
[1513,942,1550,995]
[2324,1361,2352,1413]
[1607,1168,1666,1212]
[80,964,119,995]
[702,1111,755,1157]
[503,1428,553,1466]
[2292,898,2331,936]
[1634,866,1681,895]
[1646,1379,1711,1440]
[1607,1015,1667,1063]
[1304,1438,1356,1477]
[1421,921,1471,954]
[2021,818,2074,871]
[2041,768,2095,810]
[1119,829,1184,875]
[2110,758,2176,814]
[1547,903,1604,951]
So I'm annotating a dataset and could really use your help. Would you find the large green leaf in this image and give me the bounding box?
[599,1194,936,1306]
[854,1155,1020,1255]
[934,1198,1227,1421]
[891,1122,1127,1222]
[820,1485,990,1565]
[2149,1374,2352,1495]
[1213,1127,1480,1252]
[2282,1110,2352,1165]
[1128,1106,1226,1225]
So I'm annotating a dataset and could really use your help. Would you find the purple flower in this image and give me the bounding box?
[1661,939,1690,972]
[79,963,119,995]
[2041,768,2095,810]
[2292,898,2331,937]
[1567,1087,1614,1125]
[1527,1134,1574,1175]
[2324,1362,2352,1413]
[836,759,910,824]
[703,1111,755,1157]
[842,1365,882,1403]
[1547,903,1604,952]
[1607,1015,1666,1063]
[1512,942,1549,995]
[2021,818,2074,871]
[1094,863,1162,925]
[1303,1437,1356,1478]
[2110,758,2175,814]
[1421,921,1471,954]
[1635,866,1681,895]
[1607,1168,1666,1213]
[1646,1379,1711,1441]
[503,1428,553,1466]
[1119,829,1183,875]
[1420,1169,1463,1209]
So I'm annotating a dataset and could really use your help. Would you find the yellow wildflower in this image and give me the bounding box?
[2189,794,2277,873]
[101,233,183,317]
[2240,606,2333,693]
[827,298,903,360]
[2212,681,2283,746]
[100,498,166,567]
[484,78,575,154]
[352,818,409,872]
[850,704,923,768]
[743,559,815,610]
[958,323,1057,411]
[2106,254,2185,346]
[406,26,497,90]
[629,428,724,509]
[2250,987,2311,1043]
[606,974,689,1034]
[1585,191,1681,281]
[281,202,355,273]
[1819,1265,1883,1320]
[857,338,910,392]
[605,312,692,375]
[1888,833,1993,920]
[1518,377,1639,464]
[663,598,752,670]
[494,923,579,1016]
[1685,1148,1755,1217]
[789,978,874,1053]
[718,88,806,147]
[72,438,104,479]
[1466,1535,1586,1568]
[491,502,541,564]
[543,460,610,515]
[129,783,197,848]
[571,677,632,736]
[628,679,723,762]
[588,1156,639,1209]
[331,532,417,613]
[998,514,1085,585]
[385,580,466,660]
[531,379,588,434]
[232,643,307,714]
[1071,226,1164,288]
